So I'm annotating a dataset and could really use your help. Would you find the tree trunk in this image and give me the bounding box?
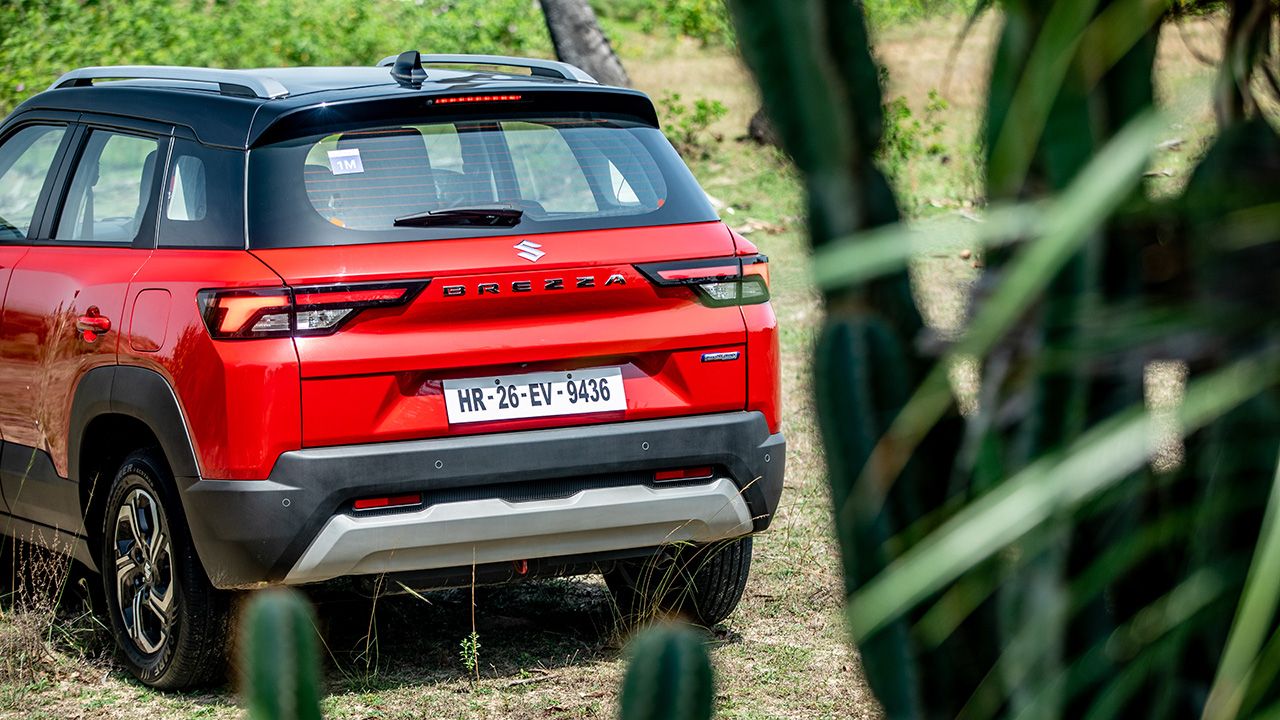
[538,0,629,87]
[747,107,780,147]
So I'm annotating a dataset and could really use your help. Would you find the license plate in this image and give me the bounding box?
[444,367,627,424]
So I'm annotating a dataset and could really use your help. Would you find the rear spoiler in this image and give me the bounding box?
[248,87,659,147]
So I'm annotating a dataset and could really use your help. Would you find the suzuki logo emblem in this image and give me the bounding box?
[513,240,545,263]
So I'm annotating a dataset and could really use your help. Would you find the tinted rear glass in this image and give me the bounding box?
[247,114,717,248]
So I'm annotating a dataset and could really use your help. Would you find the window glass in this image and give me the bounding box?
[56,131,161,243]
[158,141,245,248]
[501,121,596,214]
[295,120,642,231]
[608,160,640,205]
[249,114,717,248]
[0,125,66,240]
[167,155,206,221]
[420,123,464,174]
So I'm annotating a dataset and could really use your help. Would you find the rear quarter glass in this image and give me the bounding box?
[157,139,245,249]
[246,112,717,248]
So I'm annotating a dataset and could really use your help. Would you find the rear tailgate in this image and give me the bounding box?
[251,222,748,446]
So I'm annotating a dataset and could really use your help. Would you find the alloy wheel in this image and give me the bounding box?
[113,487,175,656]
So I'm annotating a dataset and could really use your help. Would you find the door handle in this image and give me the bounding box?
[76,307,111,342]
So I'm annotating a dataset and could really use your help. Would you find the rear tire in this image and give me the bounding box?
[605,536,753,627]
[100,448,229,689]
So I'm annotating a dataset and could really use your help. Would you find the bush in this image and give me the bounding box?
[861,0,977,26]
[657,92,727,157]
[0,0,552,117]
[597,0,735,47]
[878,74,948,180]
[658,0,735,46]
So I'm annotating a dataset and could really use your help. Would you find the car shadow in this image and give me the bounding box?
[306,576,626,692]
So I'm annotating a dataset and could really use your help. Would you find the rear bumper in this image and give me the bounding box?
[177,411,785,589]
[285,479,753,584]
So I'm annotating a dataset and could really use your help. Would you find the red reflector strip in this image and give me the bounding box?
[353,493,422,511]
[654,467,715,482]
[435,94,524,104]
[293,287,408,307]
[656,265,740,282]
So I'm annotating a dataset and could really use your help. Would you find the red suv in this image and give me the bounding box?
[0,52,784,688]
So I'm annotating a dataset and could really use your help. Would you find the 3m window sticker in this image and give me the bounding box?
[327,148,364,175]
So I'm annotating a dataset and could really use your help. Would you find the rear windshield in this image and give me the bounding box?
[247,114,717,248]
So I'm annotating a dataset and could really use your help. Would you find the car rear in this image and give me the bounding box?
[181,85,785,591]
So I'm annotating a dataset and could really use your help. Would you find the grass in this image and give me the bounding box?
[0,10,1228,720]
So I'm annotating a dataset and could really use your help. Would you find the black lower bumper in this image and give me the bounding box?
[177,412,785,589]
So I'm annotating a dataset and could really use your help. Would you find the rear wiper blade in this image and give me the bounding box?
[393,205,524,228]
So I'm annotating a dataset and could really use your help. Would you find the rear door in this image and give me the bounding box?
[245,112,750,447]
[0,115,78,514]
[0,116,166,531]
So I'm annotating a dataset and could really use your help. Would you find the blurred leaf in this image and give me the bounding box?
[987,0,1166,195]
[811,202,1045,292]
[814,111,1160,293]
[915,488,1246,652]
[849,350,1280,640]
[1203,452,1280,719]
[1015,565,1228,720]
[846,112,1164,506]
[956,111,1162,356]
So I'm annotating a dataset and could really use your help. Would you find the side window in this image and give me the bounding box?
[55,130,161,244]
[0,125,67,240]
[167,156,206,221]
[159,140,245,248]
[501,121,597,214]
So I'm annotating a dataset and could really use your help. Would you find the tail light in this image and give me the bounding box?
[636,255,770,308]
[197,280,428,339]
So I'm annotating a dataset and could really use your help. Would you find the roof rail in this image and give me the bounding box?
[48,66,290,99]
[375,53,597,84]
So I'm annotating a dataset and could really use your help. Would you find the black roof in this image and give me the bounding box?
[10,62,656,149]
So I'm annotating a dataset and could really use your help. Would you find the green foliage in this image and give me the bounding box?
[879,87,948,173]
[596,0,735,46]
[861,0,978,26]
[619,624,714,720]
[658,92,728,157]
[658,0,735,45]
[598,0,977,38]
[0,0,551,117]
[459,630,480,681]
[1169,0,1228,15]
[730,0,1280,717]
[240,589,323,720]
